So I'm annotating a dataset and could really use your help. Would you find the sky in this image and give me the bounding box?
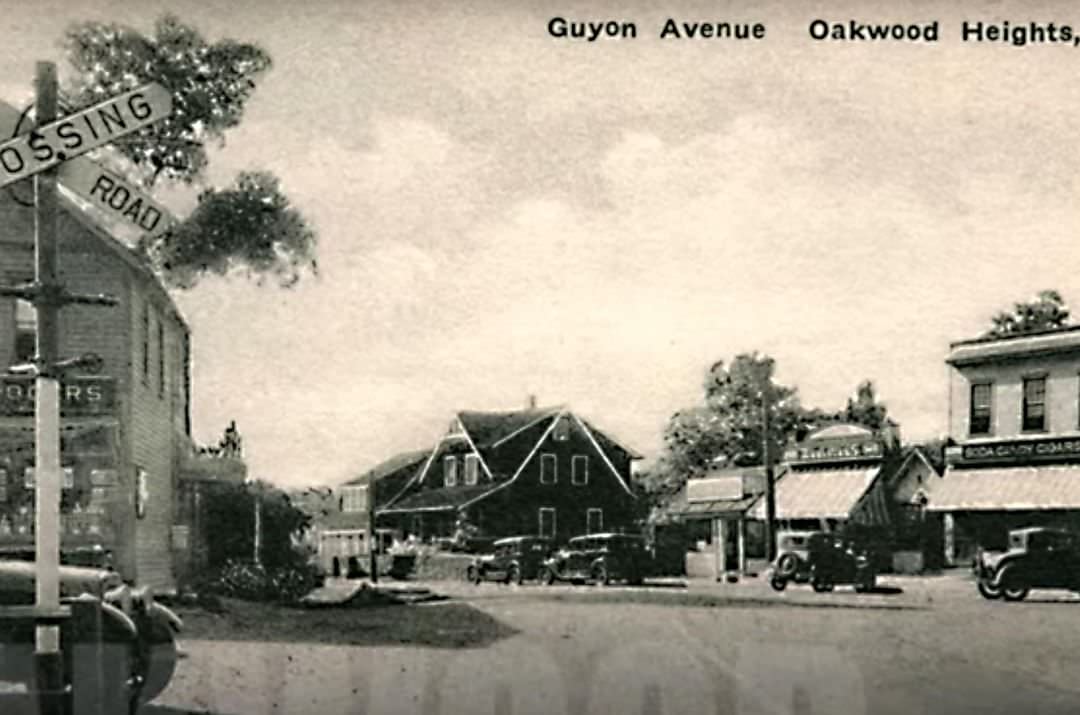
[2,0,1079,488]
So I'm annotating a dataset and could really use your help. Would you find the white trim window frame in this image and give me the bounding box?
[444,455,458,487]
[539,507,556,538]
[586,508,603,534]
[540,454,557,485]
[464,454,479,485]
[571,455,588,486]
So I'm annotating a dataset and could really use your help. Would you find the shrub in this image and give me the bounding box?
[203,558,323,604]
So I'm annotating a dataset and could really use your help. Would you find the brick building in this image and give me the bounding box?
[0,181,242,593]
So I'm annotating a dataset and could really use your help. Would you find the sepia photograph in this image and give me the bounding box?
[0,1,1079,713]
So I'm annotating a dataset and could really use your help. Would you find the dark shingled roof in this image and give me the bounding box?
[342,449,431,486]
[379,484,501,513]
[457,408,561,447]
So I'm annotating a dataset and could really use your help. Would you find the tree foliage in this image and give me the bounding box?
[141,171,317,288]
[841,380,890,431]
[202,480,312,572]
[988,290,1070,337]
[63,14,271,185]
[62,14,317,289]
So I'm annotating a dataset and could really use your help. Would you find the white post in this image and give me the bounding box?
[737,519,747,574]
[35,378,61,649]
[716,518,727,579]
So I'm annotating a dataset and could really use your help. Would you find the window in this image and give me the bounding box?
[341,486,367,513]
[539,507,556,538]
[157,318,166,397]
[444,455,458,487]
[572,455,589,486]
[540,454,557,484]
[969,382,992,436]
[464,454,479,485]
[14,298,35,363]
[587,508,603,534]
[141,304,150,383]
[1022,376,1047,432]
[553,417,570,442]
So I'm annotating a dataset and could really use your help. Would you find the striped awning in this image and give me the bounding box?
[747,467,881,521]
[928,465,1080,511]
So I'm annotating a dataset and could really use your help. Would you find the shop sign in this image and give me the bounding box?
[960,437,1080,465]
[688,476,743,502]
[0,376,115,417]
[784,439,883,464]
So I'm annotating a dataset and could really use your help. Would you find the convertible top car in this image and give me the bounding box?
[0,560,183,712]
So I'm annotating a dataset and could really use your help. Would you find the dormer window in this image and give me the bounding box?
[553,417,570,442]
[444,455,458,487]
[464,454,479,485]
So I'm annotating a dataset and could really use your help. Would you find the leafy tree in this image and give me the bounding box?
[988,290,1070,337]
[61,14,317,288]
[202,480,312,572]
[640,353,822,501]
[841,380,890,431]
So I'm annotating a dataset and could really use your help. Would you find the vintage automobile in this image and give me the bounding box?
[974,526,1080,602]
[0,560,183,713]
[538,533,651,586]
[770,532,876,593]
[466,536,552,585]
[768,530,819,590]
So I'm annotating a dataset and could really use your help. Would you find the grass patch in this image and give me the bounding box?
[174,597,518,649]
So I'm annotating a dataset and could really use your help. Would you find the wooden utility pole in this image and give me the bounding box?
[253,489,262,565]
[31,60,65,715]
[762,376,778,563]
[367,476,378,584]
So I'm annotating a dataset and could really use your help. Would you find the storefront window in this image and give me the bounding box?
[1022,376,1046,432]
[969,382,992,435]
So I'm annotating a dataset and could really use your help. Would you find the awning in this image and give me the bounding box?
[666,495,758,520]
[927,465,1080,511]
[747,467,880,521]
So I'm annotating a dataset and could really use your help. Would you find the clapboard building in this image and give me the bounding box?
[0,172,243,594]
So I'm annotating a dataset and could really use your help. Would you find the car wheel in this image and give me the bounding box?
[466,566,481,585]
[507,564,522,585]
[539,567,555,586]
[1002,585,1029,602]
[998,568,1029,602]
[769,575,787,592]
[592,564,609,586]
[977,578,1003,600]
[776,553,799,578]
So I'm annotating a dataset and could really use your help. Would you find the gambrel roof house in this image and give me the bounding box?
[378,405,643,543]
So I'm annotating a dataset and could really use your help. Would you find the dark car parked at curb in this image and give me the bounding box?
[466,536,553,585]
[0,560,183,714]
[770,532,876,593]
[538,533,651,586]
[767,531,817,590]
[974,526,1080,602]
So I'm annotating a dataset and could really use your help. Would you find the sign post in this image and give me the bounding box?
[0,63,171,715]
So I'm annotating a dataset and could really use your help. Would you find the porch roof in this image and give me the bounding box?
[927,465,1080,512]
[747,466,880,521]
[666,495,759,520]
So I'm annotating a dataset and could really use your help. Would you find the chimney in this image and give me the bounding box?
[527,394,537,410]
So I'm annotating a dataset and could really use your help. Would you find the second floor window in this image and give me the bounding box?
[14,299,35,363]
[444,455,458,487]
[540,454,557,484]
[1022,376,1047,432]
[572,455,589,486]
[464,454,479,485]
[969,382,992,436]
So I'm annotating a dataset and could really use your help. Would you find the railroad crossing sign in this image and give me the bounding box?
[58,160,174,238]
[0,83,171,188]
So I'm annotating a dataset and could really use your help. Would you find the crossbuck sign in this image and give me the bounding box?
[0,83,172,188]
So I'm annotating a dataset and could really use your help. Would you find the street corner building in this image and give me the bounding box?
[0,141,245,595]
[364,404,643,547]
[669,422,944,579]
[927,325,1080,566]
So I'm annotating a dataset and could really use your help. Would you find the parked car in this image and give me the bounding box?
[974,526,1080,602]
[538,533,651,586]
[770,532,876,593]
[0,560,183,713]
[466,536,553,585]
[768,530,818,590]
